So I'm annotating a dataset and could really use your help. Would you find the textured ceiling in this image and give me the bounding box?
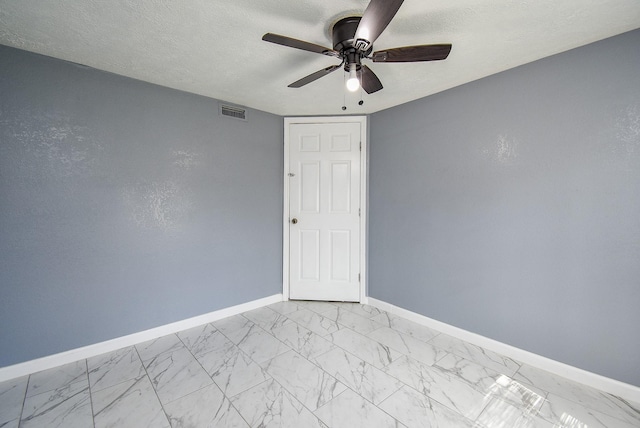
[1,0,639,116]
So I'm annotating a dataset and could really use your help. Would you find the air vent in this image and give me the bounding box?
[219,104,247,121]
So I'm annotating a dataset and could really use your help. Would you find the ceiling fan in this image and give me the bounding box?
[262,0,452,95]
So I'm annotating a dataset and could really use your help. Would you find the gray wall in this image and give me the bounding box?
[0,45,283,367]
[369,29,640,386]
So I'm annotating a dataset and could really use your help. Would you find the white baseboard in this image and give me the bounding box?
[0,294,283,383]
[367,297,640,404]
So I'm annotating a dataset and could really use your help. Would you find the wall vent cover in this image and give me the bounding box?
[219,104,247,121]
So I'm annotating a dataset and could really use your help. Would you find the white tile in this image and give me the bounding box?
[314,388,406,428]
[164,383,249,428]
[314,347,402,405]
[21,381,92,428]
[0,418,19,428]
[243,306,293,332]
[435,353,548,412]
[292,300,336,315]
[476,397,554,428]
[322,307,384,335]
[212,314,258,344]
[325,327,402,368]
[261,350,347,411]
[487,374,547,412]
[434,352,507,392]
[332,302,383,319]
[268,301,302,315]
[368,326,447,366]
[379,385,477,428]
[270,322,336,360]
[0,376,28,426]
[178,323,232,358]
[92,375,170,428]
[136,333,184,362]
[87,346,145,392]
[370,312,441,343]
[232,379,328,428]
[143,347,213,405]
[537,393,640,428]
[383,355,489,420]
[429,333,521,375]
[198,344,270,397]
[514,364,640,425]
[236,326,290,364]
[286,308,340,336]
[26,360,87,397]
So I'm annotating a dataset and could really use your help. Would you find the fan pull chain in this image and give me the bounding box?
[342,70,347,111]
[358,68,364,106]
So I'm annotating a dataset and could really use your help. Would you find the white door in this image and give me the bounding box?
[287,120,363,302]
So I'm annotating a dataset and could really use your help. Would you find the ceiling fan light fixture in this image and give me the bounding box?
[346,64,360,92]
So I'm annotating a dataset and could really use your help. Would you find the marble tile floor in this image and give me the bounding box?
[1,300,639,428]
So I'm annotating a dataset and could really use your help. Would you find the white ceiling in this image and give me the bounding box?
[1,0,639,116]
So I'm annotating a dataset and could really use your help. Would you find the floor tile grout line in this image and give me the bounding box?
[85,359,96,428]
[16,373,30,428]
[313,384,406,427]
[366,351,481,421]
[202,324,277,399]
[86,348,147,395]
[307,318,506,423]
[262,369,339,423]
[225,377,277,427]
[131,345,172,427]
[376,382,478,427]
[426,332,524,371]
[14,368,93,427]
[174,326,258,427]
[427,341,522,378]
[169,324,255,427]
[248,376,333,426]
[260,346,346,405]
[241,310,411,418]
[366,323,452,364]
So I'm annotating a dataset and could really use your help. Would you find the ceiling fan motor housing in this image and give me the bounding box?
[332,16,373,71]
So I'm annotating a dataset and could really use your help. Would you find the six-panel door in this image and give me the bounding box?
[288,122,361,301]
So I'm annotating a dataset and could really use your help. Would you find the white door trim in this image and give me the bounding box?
[283,116,367,303]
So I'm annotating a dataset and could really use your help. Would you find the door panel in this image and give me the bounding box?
[300,162,320,213]
[330,161,351,213]
[330,230,350,281]
[288,121,361,301]
[299,230,320,281]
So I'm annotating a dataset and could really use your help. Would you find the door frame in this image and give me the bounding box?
[283,116,368,303]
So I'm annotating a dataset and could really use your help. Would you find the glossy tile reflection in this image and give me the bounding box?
[2,300,638,427]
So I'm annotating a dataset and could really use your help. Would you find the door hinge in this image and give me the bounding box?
[359,141,362,151]
[359,208,361,217]
[358,273,361,282]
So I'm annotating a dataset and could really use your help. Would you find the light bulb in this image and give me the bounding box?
[346,65,359,92]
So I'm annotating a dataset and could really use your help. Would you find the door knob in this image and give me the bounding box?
[291,218,298,224]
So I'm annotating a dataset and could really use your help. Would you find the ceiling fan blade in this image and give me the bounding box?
[372,44,452,62]
[288,64,342,88]
[354,0,404,51]
[262,33,339,57]
[360,65,383,94]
